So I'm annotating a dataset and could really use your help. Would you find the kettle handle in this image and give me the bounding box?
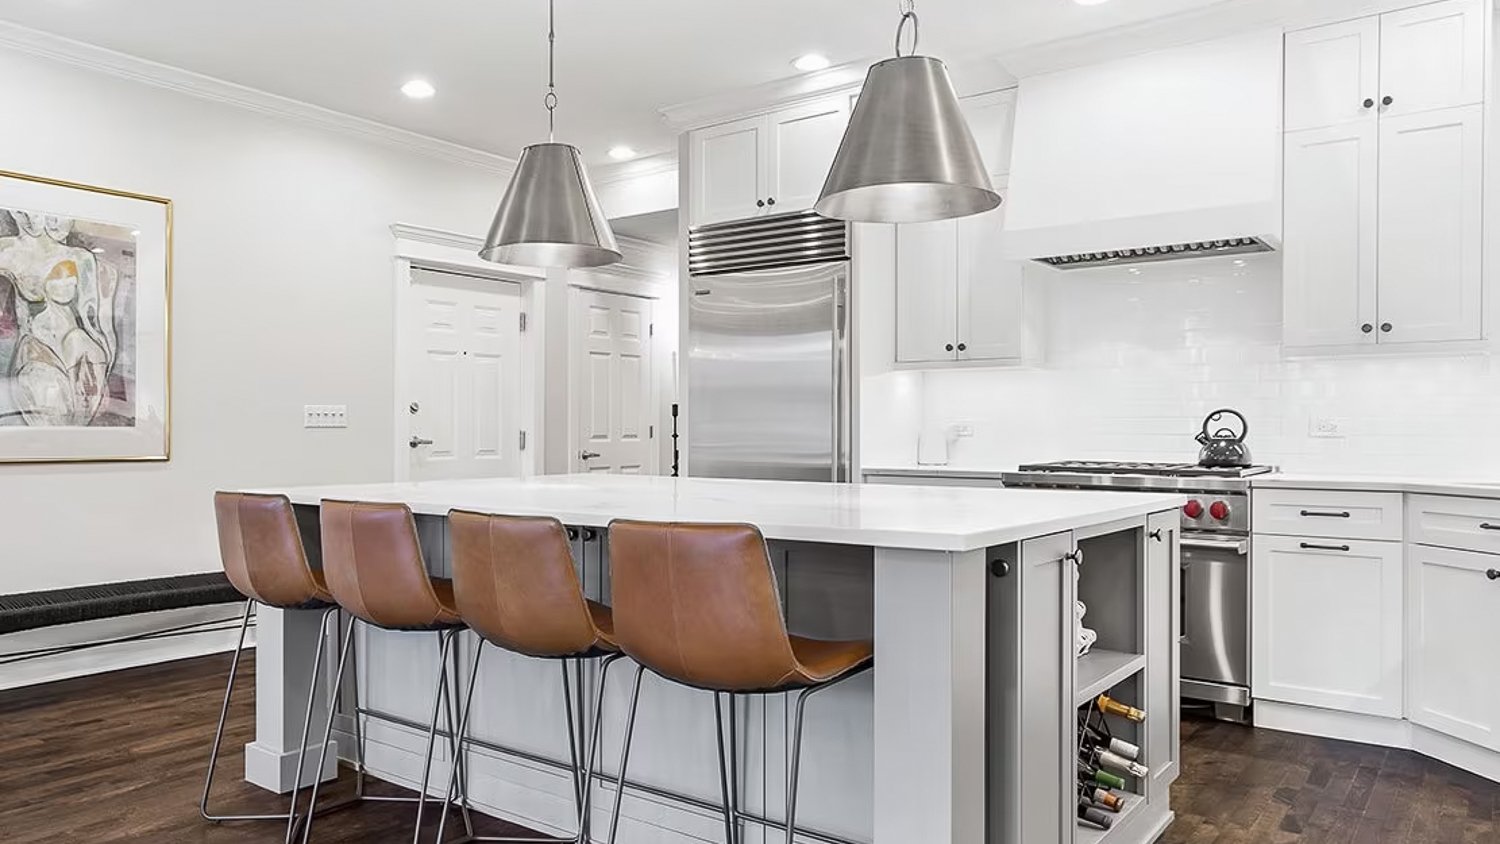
[1201,408,1249,442]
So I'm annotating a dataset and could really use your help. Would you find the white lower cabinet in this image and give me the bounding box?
[1252,534,1404,717]
[1407,543,1500,751]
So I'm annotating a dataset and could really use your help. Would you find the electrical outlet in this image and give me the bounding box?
[1309,416,1348,439]
[949,424,975,439]
[303,405,348,429]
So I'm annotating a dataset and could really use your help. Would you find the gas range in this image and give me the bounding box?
[1001,460,1275,494]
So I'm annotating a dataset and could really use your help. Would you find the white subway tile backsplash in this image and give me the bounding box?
[913,253,1500,476]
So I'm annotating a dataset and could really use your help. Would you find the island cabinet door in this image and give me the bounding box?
[1144,511,1181,800]
[1407,544,1500,751]
[991,531,1075,844]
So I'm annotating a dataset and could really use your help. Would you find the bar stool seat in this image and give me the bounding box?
[784,635,874,688]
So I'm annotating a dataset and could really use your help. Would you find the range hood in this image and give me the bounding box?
[1001,31,1283,270]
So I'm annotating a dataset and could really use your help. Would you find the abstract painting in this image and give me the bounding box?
[0,171,170,462]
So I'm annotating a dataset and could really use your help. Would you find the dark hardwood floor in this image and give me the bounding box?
[1,654,1497,843]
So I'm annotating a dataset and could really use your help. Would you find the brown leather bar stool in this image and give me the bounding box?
[432,511,622,844]
[297,500,473,844]
[203,492,339,838]
[603,520,874,844]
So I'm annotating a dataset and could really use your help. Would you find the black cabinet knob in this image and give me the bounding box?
[1363,98,1375,109]
[1361,323,1374,334]
[990,558,1011,578]
[944,343,954,352]
[1487,569,1500,581]
[1381,322,1393,333]
[767,197,776,206]
[1382,95,1394,106]
[756,199,766,208]
[957,343,967,352]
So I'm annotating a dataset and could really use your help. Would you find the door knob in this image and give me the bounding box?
[409,436,434,448]
[580,450,602,460]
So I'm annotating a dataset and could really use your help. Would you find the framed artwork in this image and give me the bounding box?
[0,170,171,463]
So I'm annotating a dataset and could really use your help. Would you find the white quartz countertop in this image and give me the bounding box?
[254,475,1183,553]
[1254,472,1500,499]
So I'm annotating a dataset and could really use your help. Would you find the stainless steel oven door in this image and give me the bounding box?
[1179,532,1250,697]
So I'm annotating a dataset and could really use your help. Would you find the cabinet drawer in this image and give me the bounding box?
[1253,489,1403,541]
[1409,494,1500,554]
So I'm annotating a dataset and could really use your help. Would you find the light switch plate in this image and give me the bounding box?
[304,405,348,429]
[1308,416,1347,438]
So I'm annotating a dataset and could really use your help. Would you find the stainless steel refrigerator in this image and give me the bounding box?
[686,211,852,482]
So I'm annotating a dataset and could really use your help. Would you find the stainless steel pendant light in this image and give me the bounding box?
[480,0,621,268]
[815,1,1001,223]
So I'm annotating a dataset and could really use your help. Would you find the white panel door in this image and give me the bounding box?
[1408,544,1500,750]
[690,115,766,226]
[1282,123,1379,347]
[1252,535,1404,717]
[957,187,1023,363]
[573,288,654,474]
[406,270,522,481]
[1284,17,1380,132]
[1377,104,1484,344]
[895,220,958,363]
[766,97,850,214]
[1380,0,1486,117]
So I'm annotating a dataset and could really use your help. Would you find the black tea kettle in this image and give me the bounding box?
[1196,408,1252,468]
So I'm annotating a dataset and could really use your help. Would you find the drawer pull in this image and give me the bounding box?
[1299,510,1352,518]
[1488,569,1500,581]
[1299,542,1351,552]
[1481,523,1500,531]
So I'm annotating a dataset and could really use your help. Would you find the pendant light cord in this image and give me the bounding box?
[895,0,919,57]
[545,0,557,142]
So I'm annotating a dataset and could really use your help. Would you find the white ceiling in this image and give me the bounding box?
[0,0,1229,165]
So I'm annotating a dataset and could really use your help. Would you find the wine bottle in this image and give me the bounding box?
[1077,759,1126,791]
[1078,782,1124,813]
[1077,798,1113,830]
[1095,747,1150,779]
[1081,722,1140,761]
[1097,693,1146,723]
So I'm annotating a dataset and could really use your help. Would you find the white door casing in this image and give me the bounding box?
[572,287,654,474]
[405,269,523,481]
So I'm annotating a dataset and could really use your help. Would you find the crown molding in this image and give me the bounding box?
[593,151,679,186]
[0,20,516,175]
[660,60,871,131]
[390,223,485,252]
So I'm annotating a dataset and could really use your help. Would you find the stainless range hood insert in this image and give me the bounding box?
[1038,236,1274,270]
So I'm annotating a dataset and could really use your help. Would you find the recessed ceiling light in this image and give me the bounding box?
[401,79,436,100]
[793,53,832,72]
[608,145,638,161]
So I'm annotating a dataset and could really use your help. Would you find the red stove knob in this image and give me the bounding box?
[1183,500,1204,519]
[1209,500,1231,522]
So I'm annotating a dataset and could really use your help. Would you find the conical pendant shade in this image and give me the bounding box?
[815,55,1001,223]
[480,142,622,269]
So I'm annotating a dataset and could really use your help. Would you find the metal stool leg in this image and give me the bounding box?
[714,692,737,844]
[579,654,622,844]
[201,601,293,823]
[413,629,459,844]
[435,638,486,844]
[605,664,646,844]
[783,667,871,844]
[278,606,340,843]
[444,634,476,839]
[297,614,359,844]
[727,693,741,844]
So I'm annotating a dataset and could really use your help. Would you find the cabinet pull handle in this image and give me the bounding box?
[1300,542,1351,552]
[1363,98,1375,109]
[1361,323,1374,334]
[990,558,1011,578]
[756,199,766,208]
[1299,510,1351,518]
[1381,322,1393,333]
[767,197,776,206]
[944,343,954,352]
[1149,528,1164,542]
[1488,569,1500,581]
[1382,95,1394,106]
[1480,523,1500,531]
[956,342,967,352]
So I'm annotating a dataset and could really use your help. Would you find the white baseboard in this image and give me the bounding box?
[0,604,250,692]
[1254,700,1500,784]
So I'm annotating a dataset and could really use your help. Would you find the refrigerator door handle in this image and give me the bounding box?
[832,273,851,483]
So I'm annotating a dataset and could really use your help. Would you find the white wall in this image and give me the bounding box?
[0,48,506,593]
[901,255,1500,477]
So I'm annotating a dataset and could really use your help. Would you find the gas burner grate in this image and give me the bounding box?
[1015,461,1274,479]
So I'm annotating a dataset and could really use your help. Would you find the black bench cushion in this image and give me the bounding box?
[0,573,244,635]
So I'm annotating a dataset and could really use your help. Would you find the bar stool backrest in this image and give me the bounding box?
[214,491,323,608]
[607,519,801,692]
[319,499,449,629]
[450,510,604,658]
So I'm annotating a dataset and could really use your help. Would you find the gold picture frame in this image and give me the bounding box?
[0,169,172,463]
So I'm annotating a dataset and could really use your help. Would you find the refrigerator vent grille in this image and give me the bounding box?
[1036,237,1274,270]
[688,211,849,276]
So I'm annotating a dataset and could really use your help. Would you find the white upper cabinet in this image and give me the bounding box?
[1282,122,1379,347]
[1380,0,1486,117]
[956,197,1024,362]
[1284,17,1380,132]
[1377,105,1484,343]
[896,220,960,363]
[959,88,1018,180]
[687,95,850,226]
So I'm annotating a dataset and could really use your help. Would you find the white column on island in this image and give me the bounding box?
[243,606,339,792]
[872,546,988,843]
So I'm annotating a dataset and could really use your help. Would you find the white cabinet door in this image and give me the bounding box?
[1282,123,1379,347]
[690,115,766,226]
[956,192,1023,362]
[766,97,849,214]
[1284,17,1380,132]
[960,88,1017,180]
[895,220,959,363]
[1380,0,1486,117]
[1252,535,1404,717]
[1377,104,1483,344]
[1408,543,1500,750]
[1144,512,1181,800]
[1017,532,1073,844]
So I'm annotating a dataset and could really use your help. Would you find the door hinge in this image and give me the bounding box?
[519,312,528,332]
[519,430,527,451]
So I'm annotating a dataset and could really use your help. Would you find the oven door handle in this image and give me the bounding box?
[1180,535,1249,555]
